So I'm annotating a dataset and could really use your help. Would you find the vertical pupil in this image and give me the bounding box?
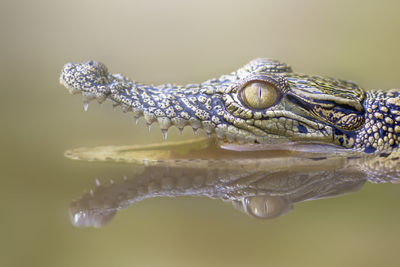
[241,81,278,109]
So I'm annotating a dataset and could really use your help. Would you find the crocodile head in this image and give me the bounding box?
[60,58,400,154]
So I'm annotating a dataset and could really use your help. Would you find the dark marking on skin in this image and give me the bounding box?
[297,124,308,134]
[310,157,327,161]
[286,95,311,112]
[364,146,377,154]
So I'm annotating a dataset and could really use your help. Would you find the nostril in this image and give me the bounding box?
[62,62,75,72]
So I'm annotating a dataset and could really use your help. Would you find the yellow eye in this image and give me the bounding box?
[240,81,278,109]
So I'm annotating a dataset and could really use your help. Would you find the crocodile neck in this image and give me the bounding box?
[354,90,400,153]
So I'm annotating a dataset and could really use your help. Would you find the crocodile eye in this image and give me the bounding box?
[240,81,278,109]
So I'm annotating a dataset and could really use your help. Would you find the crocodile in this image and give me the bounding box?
[60,59,400,226]
[60,58,400,154]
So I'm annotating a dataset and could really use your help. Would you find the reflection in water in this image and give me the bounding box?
[70,165,366,227]
[66,137,399,228]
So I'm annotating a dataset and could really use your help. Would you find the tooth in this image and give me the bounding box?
[204,127,213,136]
[189,118,202,129]
[121,105,132,113]
[112,102,120,111]
[162,129,168,140]
[144,112,156,124]
[83,101,89,112]
[171,118,187,130]
[158,117,171,130]
[132,109,142,118]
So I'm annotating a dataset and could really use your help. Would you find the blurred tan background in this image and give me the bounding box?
[2,0,400,266]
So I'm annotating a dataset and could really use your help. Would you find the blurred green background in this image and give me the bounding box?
[2,0,400,266]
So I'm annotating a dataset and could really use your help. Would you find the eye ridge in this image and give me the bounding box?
[239,80,279,109]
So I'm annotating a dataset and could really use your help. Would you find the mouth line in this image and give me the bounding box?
[218,140,347,153]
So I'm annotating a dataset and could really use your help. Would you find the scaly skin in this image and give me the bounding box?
[60,59,400,154]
